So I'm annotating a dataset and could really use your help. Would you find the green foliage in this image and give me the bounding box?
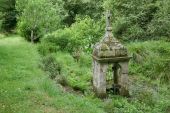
[15,0,30,14]
[104,97,139,113]
[53,52,92,92]
[40,54,62,79]
[16,0,66,42]
[154,60,170,84]
[38,46,92,92]
[63,0,104,25]
[136,90,156,107]
[42,30,70,52]
[0,0,17,32]
[1,0,170,41]
[37,42,58,56]
[1,0,170,112]
[41,16,104,53]
[148,0,170,38]
[79,54,91,67]
[103,0,170,41]
[128,40,170,84]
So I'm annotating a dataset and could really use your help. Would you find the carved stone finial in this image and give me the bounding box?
[103,10,114,42]
[106,10,112,28]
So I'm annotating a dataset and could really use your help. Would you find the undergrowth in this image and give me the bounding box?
[1,36,168,113]
[38,39,170,113]
[128,40,170,84]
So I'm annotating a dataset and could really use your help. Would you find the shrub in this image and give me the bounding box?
[40,54,61,79]
[41,16,104,53]
[42,30,71,52]
[37,42,58,56]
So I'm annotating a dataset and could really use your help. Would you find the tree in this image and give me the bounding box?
[148,0,170,38]
[102,0,170,41]
[63,0,104,26]
[16,0,66,43]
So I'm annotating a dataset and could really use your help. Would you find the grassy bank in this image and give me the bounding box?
[39,39,170,113]
[0,36,170,113]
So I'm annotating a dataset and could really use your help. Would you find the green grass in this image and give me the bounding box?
[54,52,92,92]
[127,40,170,83]
[0,36,104,113]
[0,36,170,113]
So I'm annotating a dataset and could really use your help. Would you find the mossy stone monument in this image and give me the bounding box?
[92,11,131,98]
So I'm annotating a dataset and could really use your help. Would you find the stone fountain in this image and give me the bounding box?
[92,11,131,98]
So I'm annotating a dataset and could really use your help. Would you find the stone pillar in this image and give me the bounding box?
[93,60,108,98]
[119,62,129,96]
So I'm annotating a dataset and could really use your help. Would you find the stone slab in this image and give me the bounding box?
[92,55,131,63]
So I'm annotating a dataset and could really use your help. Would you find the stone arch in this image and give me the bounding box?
[112,63,121,85]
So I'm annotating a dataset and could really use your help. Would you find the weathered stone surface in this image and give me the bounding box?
[93,61,107,98]
[92,10,131,98]
[118,62,129,96]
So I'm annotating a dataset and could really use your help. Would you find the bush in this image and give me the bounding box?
[40,54,61,79]
[42,30,71,52]
[41,16,104,53]
[37,42,58,56]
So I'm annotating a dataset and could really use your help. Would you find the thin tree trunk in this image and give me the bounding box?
[31,30,34,43]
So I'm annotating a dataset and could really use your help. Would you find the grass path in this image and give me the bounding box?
[0,36,104,113]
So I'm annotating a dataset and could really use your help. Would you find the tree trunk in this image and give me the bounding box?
[31,30,34,43]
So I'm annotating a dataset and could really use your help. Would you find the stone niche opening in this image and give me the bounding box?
[92,11,131,98]
[106,64,121,95]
